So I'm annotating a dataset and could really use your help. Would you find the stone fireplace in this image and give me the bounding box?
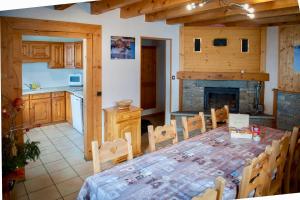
[204,87,239,113]
[182,80,258,114]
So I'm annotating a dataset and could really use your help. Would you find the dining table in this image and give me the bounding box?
[77,125,286,200]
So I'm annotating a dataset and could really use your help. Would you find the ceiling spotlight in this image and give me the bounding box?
[199,2,205,7]
[247,13,255,19]
[186,4,193,11]
[242,4,250,10]
[247,7,255,14]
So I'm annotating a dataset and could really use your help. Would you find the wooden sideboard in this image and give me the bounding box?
[104,106,142,157]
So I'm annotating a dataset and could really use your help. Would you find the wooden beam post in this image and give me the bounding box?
[90,0,142,15]
[120,0,192,19]
[54,4,74,10]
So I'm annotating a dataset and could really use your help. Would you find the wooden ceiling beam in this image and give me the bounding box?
[185,6,300,26]
[224,14,300,26]
[120,0,192,19]
[90,0,143,15]
[167,0,299,24]
[146,0,273,22]
[54,3,74,10]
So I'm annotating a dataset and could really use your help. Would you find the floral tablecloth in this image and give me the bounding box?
[78,126,285,200]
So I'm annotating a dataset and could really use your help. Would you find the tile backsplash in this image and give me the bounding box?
[22,62,82,89]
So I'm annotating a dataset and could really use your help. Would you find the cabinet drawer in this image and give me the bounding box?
[22,95,29,101]
[52,92,65,98]
[117,110,140,122]
[30,93,51,100]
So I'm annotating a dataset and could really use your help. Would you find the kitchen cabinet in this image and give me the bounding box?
[74,42,83,69]
[29,94,52,126]
[52,92,66,122]
[65,92,72,124]
[22,41,83,69]
[104,106,142,157]
[22,41,50,62]
[49,43,64,68]
[22,95,30,127]
[64,42,75,68]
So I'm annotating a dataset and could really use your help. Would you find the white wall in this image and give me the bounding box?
[0,3,180,131]
[264,27,279,115]
[22,63,82,88]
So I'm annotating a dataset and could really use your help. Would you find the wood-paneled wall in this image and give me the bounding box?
[180,26,265,73]
[279,25,300,92]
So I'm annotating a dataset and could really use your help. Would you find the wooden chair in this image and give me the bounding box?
[148,120,178,152]
[291,137,300,192]
[192,176,226,200]
[238,149,270,198]
[284,126,299,193]
[182,112,206,140]
[266,132,291,195]
[211,105,229,129]
[91,132,133,174]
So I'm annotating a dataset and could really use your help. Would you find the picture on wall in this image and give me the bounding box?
[111,36,135,59]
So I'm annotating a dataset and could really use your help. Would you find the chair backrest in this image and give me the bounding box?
[267,132,291,195]
[238,149,270,198]
[148,120,178,152]
[284,126,299,193]
[182,112,206,140]
[192,176,226,200]
[211,105,229,129]
[91,132,133,174]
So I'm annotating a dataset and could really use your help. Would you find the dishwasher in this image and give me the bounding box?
[71,94,84,134]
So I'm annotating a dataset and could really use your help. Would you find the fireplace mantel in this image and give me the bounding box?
[177,71,269,81]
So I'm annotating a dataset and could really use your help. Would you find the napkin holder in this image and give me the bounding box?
[229,114,252,139]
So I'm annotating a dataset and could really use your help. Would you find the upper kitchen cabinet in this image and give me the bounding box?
[64,42,75,68]
[74,42,83,69]
[22,41,83,69]
[22,41,50,63]
[64,42,83,69]
[49,43,64,68]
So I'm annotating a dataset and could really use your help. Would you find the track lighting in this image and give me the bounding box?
[186,0,256,19]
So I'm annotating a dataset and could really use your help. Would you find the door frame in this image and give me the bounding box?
[1,17,102,160]
[140,36,172,122]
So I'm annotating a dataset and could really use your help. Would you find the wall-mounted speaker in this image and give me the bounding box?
[213,38,227,46]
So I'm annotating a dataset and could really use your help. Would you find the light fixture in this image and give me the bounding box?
[186,0,256,19]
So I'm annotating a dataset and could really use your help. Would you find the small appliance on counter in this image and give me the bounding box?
[69,73,83,87]
[25,83,41,90]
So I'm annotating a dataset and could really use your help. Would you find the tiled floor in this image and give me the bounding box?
[15,123,92,200]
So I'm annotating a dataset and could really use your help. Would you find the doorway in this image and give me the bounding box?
[1,17,102,161]
[140,37,168,153]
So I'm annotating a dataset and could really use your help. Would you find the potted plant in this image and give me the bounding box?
[2,97,41,200]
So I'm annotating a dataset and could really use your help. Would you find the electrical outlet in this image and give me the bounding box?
[172,75,176,80]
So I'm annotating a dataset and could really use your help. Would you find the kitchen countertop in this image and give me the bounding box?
[23,86,83,98]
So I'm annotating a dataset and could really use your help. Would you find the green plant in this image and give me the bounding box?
[2,96,41,176]
[2,138,40,176]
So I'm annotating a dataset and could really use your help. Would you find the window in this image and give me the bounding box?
[294,45,300,72]
[241,39,249,53]
[194,38,201,52]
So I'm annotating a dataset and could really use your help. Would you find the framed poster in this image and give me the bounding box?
[111,36,135,59]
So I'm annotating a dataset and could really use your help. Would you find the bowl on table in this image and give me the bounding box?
[116,99,132,110]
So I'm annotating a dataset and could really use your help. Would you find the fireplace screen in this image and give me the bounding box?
[204,87,239,113]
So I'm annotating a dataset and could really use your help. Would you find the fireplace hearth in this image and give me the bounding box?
[204,87,239,113]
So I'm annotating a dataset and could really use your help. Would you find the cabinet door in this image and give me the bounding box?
[64,43,75,68]
[74,42,83,69]
[30,98,51,125]
[49,43,64,68]
[22,42,30,59]
[23,99,30,127]
[65,92,72,124]
[52,96,66,122]
[117,119,141,156]
[29,42,50,59]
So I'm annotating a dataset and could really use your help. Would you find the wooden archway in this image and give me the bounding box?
[1,17,102,160]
